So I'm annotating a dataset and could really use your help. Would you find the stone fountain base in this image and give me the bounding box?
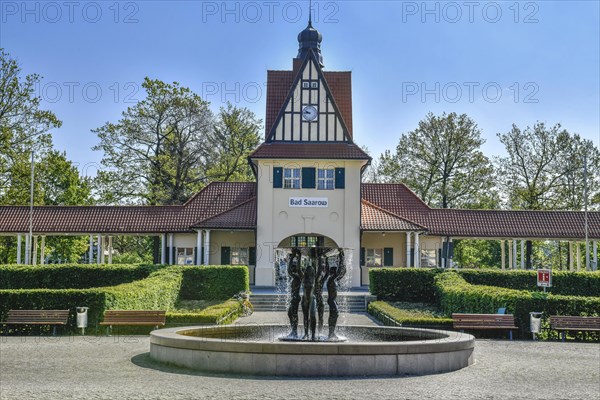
[150,325,475,377]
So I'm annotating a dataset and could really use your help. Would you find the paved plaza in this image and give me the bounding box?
[1,313,598,400]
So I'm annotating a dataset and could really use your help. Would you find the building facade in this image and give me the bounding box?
[0,23,598,287]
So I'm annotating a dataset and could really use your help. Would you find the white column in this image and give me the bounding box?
[107,236,113,264]
[576,242,581,271]
[168,233,174,265]
[17,234,22,264]
[405,232,412,267]
[97,235,102,265]
[585,241,591,271]
[32,236,38,266]
[508,240,513,269]
[593,241,598,271]
[520,240,525,269]
[89,235,94,264]
[24,234,30,265]
[513,240,518,270]
[204,230,211,266]
[569,242,574,271]
[40,236,45,265]
[160,234,166,264]
[501,240,505,270]
[196,230,203,266]
[414,233,420,268]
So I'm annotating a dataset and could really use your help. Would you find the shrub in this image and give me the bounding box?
[167,300,243,326]
[458,269,600,297]
[0,264,164,289]
[435,272,600,338]
[179,266,249,300]
[369,268,444,302]
[367,301,453,329]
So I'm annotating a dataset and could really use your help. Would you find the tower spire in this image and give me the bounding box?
[297,1,323,67]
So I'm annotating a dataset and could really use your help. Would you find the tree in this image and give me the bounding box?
[377,112,495,208]
[206,103,261,182]
[0,151,93,263]
[496,122,600,268]
[0,49,60,196]
[92,78,214,206]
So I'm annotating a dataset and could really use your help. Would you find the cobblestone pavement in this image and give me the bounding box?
[1,333,598,400]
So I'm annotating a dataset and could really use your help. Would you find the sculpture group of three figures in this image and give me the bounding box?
[285,247,346,341]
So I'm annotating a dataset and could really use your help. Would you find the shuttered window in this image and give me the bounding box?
[335,168,345,189]
[302,167,316,189]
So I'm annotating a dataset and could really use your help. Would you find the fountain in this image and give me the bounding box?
[149,246,475,376]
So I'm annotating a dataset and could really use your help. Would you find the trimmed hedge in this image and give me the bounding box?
[435,272,600,338]
[368,301,453,329]
[0,264,164,289]
[167,300,243,326]
[0,267,184,333]
[458,269,600,297]
[179,266,249,300]
[369,268,444,302]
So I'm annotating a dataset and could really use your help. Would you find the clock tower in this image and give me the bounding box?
[249,21,370,287]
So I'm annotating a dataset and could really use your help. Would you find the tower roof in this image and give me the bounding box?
[297,21,323,67]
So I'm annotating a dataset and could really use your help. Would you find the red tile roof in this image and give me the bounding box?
[0,181,597,239]
[362,183,600,239]
[361,200,426,231]
[249,142,370,160]
[192,198,256,229]
[265,68,353,139]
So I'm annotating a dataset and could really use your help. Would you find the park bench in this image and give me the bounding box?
[99,310,166,335]
[2,309,70,335]
[549,316,600,341]
[452,313,518,340]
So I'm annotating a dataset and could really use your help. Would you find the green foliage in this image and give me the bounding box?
[457,269,600,297]
[369,268,444,302]
[179,266,249,300]
[102,268,183,313]
[453,239,501,268]
[0,264,162,289]
[434,272,600,338]
[206,103,261,182]
[167,300,242,325]
[368,301,453,329]
[377,112,496,208]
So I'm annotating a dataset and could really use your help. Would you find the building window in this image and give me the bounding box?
[317,169,335,190]
[177,248,194,265]
[284,168,301,189]
[421,250,437,268]
[290,236,324,247]
[366,248,383,267]
[231,247,249,265]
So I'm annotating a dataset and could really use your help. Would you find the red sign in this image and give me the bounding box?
[537,269,552,287]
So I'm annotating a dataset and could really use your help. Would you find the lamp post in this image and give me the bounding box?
[26,151,35,265]
[584,152,589,271]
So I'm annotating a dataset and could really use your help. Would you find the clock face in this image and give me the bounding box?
[302,105,318,122]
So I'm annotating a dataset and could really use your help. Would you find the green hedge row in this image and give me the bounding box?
[369,268,444,302]
[0,264,164,289]
[370,268,600,303]
[435,272,600,337]
[458,269,600,297]
[179,266,249,300]
[167,300,243,326]
[367,301,453,329]
[0,267,184,333]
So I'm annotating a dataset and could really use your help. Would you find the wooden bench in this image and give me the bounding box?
[452,313,518,340]
[2,310,70,335]
[99,310,166,335]
[550,316,600,341]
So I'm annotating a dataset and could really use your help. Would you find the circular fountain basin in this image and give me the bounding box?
[150,325,475,376]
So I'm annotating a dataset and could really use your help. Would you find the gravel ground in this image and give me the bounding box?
[1,332,599,399]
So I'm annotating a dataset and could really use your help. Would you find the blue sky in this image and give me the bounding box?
[1,1,598,176]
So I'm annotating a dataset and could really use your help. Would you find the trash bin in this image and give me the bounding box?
[76,307,88,334]
[530,312,543,340]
